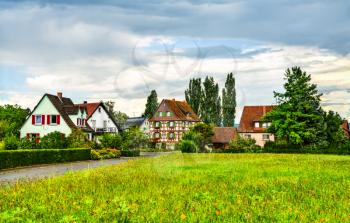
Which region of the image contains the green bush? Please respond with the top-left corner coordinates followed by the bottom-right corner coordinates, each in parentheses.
top-left (4, 135), bottom-right (19, 150)
top-left (91, 150), bottom-right (102, 160)
top-left (18, 138), bottom-right (39, 150)
top-left (0, 148), bottom-right (91, 170)
top-left (121, 127), bottom-right (148, 150)
top-left (0, 141), bottom-right (5, 150)
top-left (40, 131), bottom-right (68, 149)
top-left (228, 136), bottom-right (261, 153)
top-left (178, 140), bottom-right (198, 153)
top-left (121, 149), bottom-right (140, 157)
top-left (67, 129), bottom-right (89, 148)
top-left (89, 140), bottom-right (102, 150)
top-left (100, 134), bottom-right (122, 149)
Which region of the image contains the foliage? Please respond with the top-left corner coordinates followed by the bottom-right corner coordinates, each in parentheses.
top-left (40, 131), bottom-right (68, 149)
top-left (177, 140), bottom-right (198, 153)
top-left (0, 104), bottom-right (30, 139)
top-left (185, 78), bottom-right (202, 115)
top-left (91, 149), bottom-right (121, 160)
top-left (222, 73), bottom-right (236, 127)
top-left (3, 135), bottom-right (19, 150)
top-left (0, 148), bottom-right (91, 170)
top-left (0, 141), bottom-right (4, 150)
top-left (228, 136), bottom-right (261, 153)
top-left (264, 67), bottom-right (325, 145)
top-left (121, 149), bottom-right (140, 157)
top-left (121, 127), bottom-right (148, 150)
top-left (323, 110), bottom-right (346, 145)
top-left (67, 129), bottom-right (89, 148)
top-left (200, 76), bottom-right (221, 126)
top-left (1, 153), bottom-right (350, 222)
top-left (88, 140), bottom-right (102, 150)
top-left (104, 101), bottom-right (129, 126)
top-left (18, 138), bottom-right (39, 150)
top-left (144, 90), bottom-right (159, 119)
top-left (99, 134), bottom-right (122, 149)
top-left (91, 150), bottom-right (102, 160)
top-left (181, 123), bottom-right (214, 152)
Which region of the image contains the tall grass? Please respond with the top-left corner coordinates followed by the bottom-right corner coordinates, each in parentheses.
top-left (1, 153), bottom-right (350, 222)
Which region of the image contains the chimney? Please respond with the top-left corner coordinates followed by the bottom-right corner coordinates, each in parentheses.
top-left (172, 98), bottom-right (175, 101)
top-left (84, 101), bottom-right (87, 104)
top-left (57, 92), bottom-right (63, 100)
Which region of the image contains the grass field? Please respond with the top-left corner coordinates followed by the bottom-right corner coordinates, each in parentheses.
top-left (1, 153), bottom-right (350, 222)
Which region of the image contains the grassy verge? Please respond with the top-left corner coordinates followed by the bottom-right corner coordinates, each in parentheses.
top-left (1, 153), bottom-right (350, 222)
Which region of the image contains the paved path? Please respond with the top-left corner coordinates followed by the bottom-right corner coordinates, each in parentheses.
top-left (0, 152), bottom-right (174, 184)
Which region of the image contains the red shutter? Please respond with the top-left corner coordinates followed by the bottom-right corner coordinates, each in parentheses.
top-left (57, 115), bottom-right (60, 125)
top-left (36, 133), bottom-right (40, 144)
top-left (32, 115), bottom-right (35, 125)
top-left (42, 115), bottom-right (45, 125)
top-left (47, 115), bottom-right (51, 125)
top-left (26, 133), bottom-right (30, 140)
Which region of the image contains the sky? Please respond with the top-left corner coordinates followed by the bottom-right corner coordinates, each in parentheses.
top-left (0, 0), bottom-right (350, 122)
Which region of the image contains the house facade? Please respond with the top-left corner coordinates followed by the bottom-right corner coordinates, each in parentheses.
top-left (238, 105), bottom-right (275, 147)
top-left (76, 102), bottom-right (120, 134)
top-left (20, 93), bottom-right (93, 141)
top-left (149, 99), bottom-right (200, 145)
top-left (122, 117), bottom-right (150, 135)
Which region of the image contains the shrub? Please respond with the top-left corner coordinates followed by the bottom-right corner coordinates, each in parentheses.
top-left (91, 150), bottom-right (102, 160)
top-left (18, 138), bottom-right (39, 150)
top-left (121, 127), bottom-right (148, 150)
top-left (40, 131), bottom-right (68, 149)
top-left (89, 140), bottom-right (102, 150)
top-left (121, 149), bottom-right (140, 157)
top-left (0, 141), bottom-right (4, 150)
top-left (178, 140), bottom-right (198, 153)
top-left (0, 148), bottom-right (91, 170)
top-left (4, 135), bottom-right (19, 150)
top-left (67, 129), bottom-right (89, 148)
top-left (228, 136), bottom-right (261, 153)
top-left (100, 134), bottom-right (122, 149)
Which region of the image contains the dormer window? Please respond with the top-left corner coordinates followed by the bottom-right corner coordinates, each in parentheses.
top-left (254, 122), bottom-right (260, 128)
top-left (167, 111), bottom-right (171, 117)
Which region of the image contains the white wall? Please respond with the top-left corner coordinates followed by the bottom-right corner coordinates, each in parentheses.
top-left (239, 133), bottom-right (275, 147)
top-left (87, 106), bottom-right (118, 133)
top-left (20, 96), bottom-right (72, 138)
top-left (69, 108), bottom-right (88, 127)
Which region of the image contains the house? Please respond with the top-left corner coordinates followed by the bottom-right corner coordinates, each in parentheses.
top-left (75, 101), bottom-right (120, 135)
top-left (342, 120), bottom-right (350, 139)
top-left (20, 92), bottom-right (94, 141)
top-left (211, 127), bottom-right (238, 149)
top-left (149, 99), bottom-right (200, 147)
top-left (238, 105), bottom-right (276, 147)
top-left (122, 117), bottom-right (150, 135)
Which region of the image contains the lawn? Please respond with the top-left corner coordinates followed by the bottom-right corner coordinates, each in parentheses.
top-left (1, 153), bottom-right (350, 222)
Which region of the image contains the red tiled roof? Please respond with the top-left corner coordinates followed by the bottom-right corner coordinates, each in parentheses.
top-left (211, 127), bottom-right (237, 143)
top-left (75, 102), bottom-right (101, 118)
top-left (149, 99), bottom-right (201, 122)
top-left (238, 105), bottom-right (275, 133)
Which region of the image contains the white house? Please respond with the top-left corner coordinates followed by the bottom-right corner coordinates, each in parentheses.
top-left (20, 93), bottom-right (94, 141)
top-left (76, 101), bottom-right (120, 135)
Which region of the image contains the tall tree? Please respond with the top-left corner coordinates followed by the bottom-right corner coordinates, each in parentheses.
top-left (0, 104), bottom-right (30, 139)
top-left (185, 78), bottom-right (202, 115)
top-left (264, 67), bottom-right (325, 145)
top-left (222, 73), bottom-right (236, 127)
top-left (200, 76), bottom-right (221, 126)
top-left (144, 90), bottom-right (159, 119)
top-left (104, 101), bottom-right (128, 126)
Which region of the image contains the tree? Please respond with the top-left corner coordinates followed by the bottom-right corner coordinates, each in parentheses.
top-left (264, 67), bottom-right (325, 145)
top-left (182, 123), bottom-right (214, 152)
top-left (104, 101), bottom-right (128, 126)
top-left (185, 78), bottom-right (202, 115)
top-left (144, 90), bottom-right (159, 119)
top-left (323, 111), bottom-right (346, 145)
top-left (200, 76), bottom-right (221, 126)
top-left (222, 73), bottom-right (236, 127)
top-left (0, 104), bottom-right (30, 139)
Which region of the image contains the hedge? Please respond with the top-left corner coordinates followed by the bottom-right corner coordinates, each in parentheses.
top-left (121, 149), bottom-right (140, 157)
top-left (0, 148), bottom-right (91, 170)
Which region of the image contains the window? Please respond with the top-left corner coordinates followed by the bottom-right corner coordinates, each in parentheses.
top-left (263, 134), bottom-right (270, 140)
top-left (254, 122), bottom-right (260, 128)
top-left (262, 122), bottom-right (268, 128)
top-left (77, 118), bottom-right (81, 126)
top-left (98, 107), bottom-right (101, 113)
top-left (103, 120), bottom-right (107, 129)
top-left (91, 120), bottom-right (96, 129)
top-left (155, 122), bottom-right (161, 128)
top-left (167, 111), bottom-right (172, 117)
top-left (162, 133), bottom-right (166, 139)
top-left (169, 132), bottom-right (175, 139)
top-left (35, 115), bottom-right (42, 125)
top-left (154, 132), bottom-right (160, 138)
top-left (245, 134), bottom-right (251, 139)
top-left (51, 115), bottom-right (57, 124)
top-left (169, 121), bottom-right (174, 127)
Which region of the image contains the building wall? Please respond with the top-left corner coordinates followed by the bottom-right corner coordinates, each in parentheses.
top-left (20, 96), bottom-right (72, 138)
top-left (239, 132), bottom-right (275, 147)
top-left (149, 121), bottom-right (197, 143)
top-left (69, 109), bottom-right (88, 127)
top-left (87, 106), bottom-right (118, 133)
top-left (140, 119), bottom-right (150, 135)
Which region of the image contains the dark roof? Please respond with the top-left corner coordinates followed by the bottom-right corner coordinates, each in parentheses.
top-left (238, 105), bottom-right (275, 133)
top-left (123, 117), bottom-right (146, 129)
top-left (149, 99), bottom-right (200, 122)
top-left (211, 127), bottom-right (237, 144)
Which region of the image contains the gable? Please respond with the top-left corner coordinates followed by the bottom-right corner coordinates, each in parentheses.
top-left (239, 105), bottom-right (275, 132)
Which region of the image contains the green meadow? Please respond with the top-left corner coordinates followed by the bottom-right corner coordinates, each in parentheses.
top-left (1, 153), bottom-right (350, 222)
